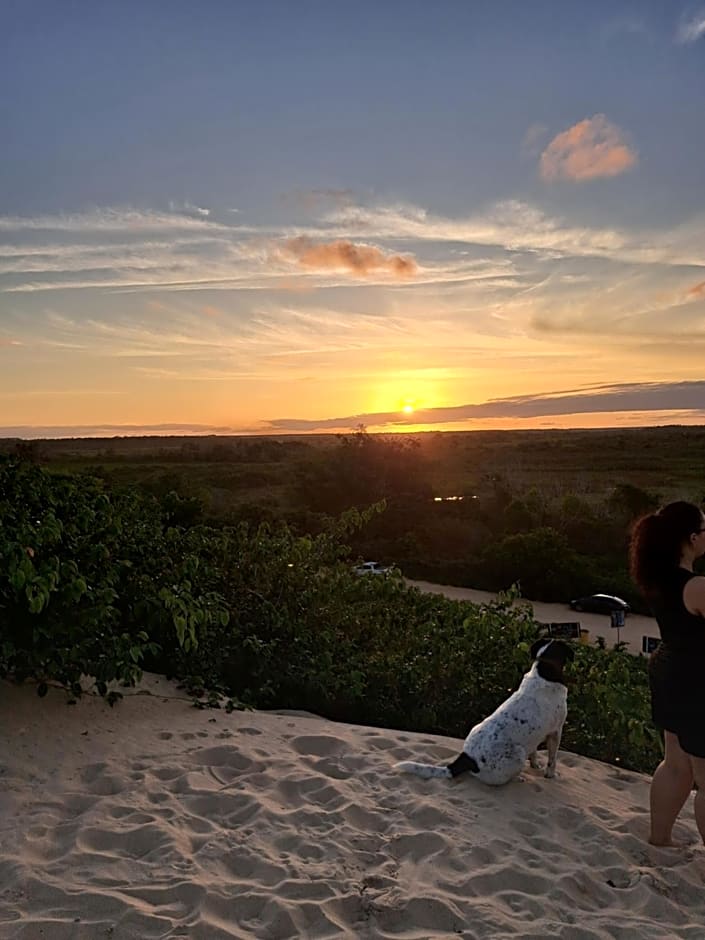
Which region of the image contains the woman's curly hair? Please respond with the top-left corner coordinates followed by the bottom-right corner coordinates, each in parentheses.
top-left (629, 500), bottom-right (703, 597)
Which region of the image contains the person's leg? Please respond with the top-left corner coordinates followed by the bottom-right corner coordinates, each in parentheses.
top-left (690, 757), bottom-right (705, 845)
top-left (649, 731), bottom-right (694, 846)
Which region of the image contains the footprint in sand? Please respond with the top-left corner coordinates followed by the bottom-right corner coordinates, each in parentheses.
top-left (309, 756), bottom-right (351, 780)
top-left (152, 763), bottom-right (187, 782)
top-left (389, 831), bottom-right (447, 862)
top-left (189, 746), bottom-right (252, 771)
top-left (290, 734), bottom-right (348, 757)
top-left (81, 763), bottom-right (126, 796)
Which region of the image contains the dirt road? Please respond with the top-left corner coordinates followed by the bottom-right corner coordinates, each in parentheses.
top-left (406, 579), bottom-right (659, 656)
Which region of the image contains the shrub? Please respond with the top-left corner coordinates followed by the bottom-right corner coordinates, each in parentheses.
top-left (0, 458), bottom-right (228, 697)
top-left (0, 457), bottom-right (662, 774)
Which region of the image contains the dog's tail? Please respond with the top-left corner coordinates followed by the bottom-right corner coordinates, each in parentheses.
top-left (395, 752), bottom-right (479, 780)
top-left (394, 760), bottom-right (452, 779)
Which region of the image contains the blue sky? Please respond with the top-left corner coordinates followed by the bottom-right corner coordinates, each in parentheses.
top-left (2, 0), bottom-right (705, 436)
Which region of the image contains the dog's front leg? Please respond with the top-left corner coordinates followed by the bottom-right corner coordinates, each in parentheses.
top-left (543, 727), bottom-right (562, 778)
top-left (528, 751), bottom-right (541, 770)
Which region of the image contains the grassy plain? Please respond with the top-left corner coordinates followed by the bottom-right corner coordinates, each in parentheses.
top-left (4, 425), bottom-right (705, 511)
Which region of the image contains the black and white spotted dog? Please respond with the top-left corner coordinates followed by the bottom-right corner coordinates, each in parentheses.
top-left (395, 638), bottom-right (574, 786)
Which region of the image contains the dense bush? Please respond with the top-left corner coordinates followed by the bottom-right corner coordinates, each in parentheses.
top-left (0, 459), bottom-right (228, 697)
top-left (565, 642), bottom-right (660, 770)
top-left (0, 456), bottom-right (661, 774)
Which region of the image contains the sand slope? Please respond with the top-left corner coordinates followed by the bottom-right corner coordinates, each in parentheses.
top-left (2, 675), bottom-right (704, 939)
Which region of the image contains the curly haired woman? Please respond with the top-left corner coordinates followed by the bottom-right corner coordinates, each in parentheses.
top-left (629, 500), bottom-right (705, 846)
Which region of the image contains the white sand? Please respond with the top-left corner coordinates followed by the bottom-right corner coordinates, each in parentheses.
top-left (2, 674), bottom-right (704, 940)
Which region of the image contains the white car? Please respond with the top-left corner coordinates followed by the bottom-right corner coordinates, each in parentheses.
top-left (353, 561), bottom-right (390, 576)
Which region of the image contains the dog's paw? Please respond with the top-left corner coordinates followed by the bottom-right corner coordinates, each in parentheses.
top-left (544, 766), bottom-right (557, 779)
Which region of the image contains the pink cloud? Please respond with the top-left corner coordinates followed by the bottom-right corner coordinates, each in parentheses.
top-left (540, 114), bottom-right (637, 182)
top-left (687, 280), bottom-right (705, 300)
top-left (278, 236), bottom-right (417, 278)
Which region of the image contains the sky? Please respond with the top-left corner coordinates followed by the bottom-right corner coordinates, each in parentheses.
top-left (2, 0), bottom-right (705, 438)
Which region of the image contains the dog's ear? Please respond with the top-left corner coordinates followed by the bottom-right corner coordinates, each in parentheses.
top-left (530, 638), bottom-right (576, 663)
top-left (550, 640), bottom-right (576, 664)
top-left (530, 638), bottom-right (550, 660)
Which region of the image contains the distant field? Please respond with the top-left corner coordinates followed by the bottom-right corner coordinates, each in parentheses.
top-left (3, 426), bottom-right (704, 509)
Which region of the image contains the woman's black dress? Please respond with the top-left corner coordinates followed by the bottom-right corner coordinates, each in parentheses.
top-left (649, 567), bottom-right (705, 757)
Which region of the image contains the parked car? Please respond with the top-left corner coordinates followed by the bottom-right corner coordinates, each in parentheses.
top-left (569, 593), bottom-right (630, 615)
top-left (353, 561), bottom-right (391, 576)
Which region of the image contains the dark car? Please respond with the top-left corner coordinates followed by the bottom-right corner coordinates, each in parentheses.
top-left (569, 593), bottom-right (630, 615)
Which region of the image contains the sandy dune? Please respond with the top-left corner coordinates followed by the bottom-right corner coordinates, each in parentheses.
top-left (2, 673), bottom-right (704, 939)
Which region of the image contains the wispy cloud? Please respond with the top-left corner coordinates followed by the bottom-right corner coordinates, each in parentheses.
top-left (168, 201), bottom-right (211, 218)
top-left (276, 236), bottom-right (418, 278)
top-left (0, 207), bottom-right (231, 234)
top-left (323, 201), bottom-right (630, 259)
top-left (2, 198), bottom-right (705, 310)
top-left (539, 114), bottom-right (638, 182)
top-left (0, 423), bottom-right (237, 439)
top-left (5, 382), bottom-right (705, 438)
top-left (676, 9), bottom-right (705, 43)
top-left (0, 204), bottom-right (510, 293)
top-left (686, 280), bottom-right (705, 299)
top-left (321, 200), bottom-right (705, 270)
top-left (266, 381), bottom-right (705, 431)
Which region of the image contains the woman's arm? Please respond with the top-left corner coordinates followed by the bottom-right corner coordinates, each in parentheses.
top-left (684, 575), bottom-right (705, 617)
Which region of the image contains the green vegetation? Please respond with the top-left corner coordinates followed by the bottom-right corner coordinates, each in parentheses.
top-left (0, 451), bottom-right (671, 774)
top-left (8, 425), bottom-right (703, 615)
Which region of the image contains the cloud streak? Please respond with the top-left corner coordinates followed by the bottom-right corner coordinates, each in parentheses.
top-left (539, 115), bottom-right (638, 182)
top-left (0, 423), bottom-right (236, 439)
top-left (687, 280), bottom-right (705, 300)
top-left (0, 207), bottom-right (231, 234)
top-left (676, 10), bottom-right (705, 43)
top-left (266, 381), bottom-right (705, 431)
top-left (3, 197), bottom-right (705, 299)
top-left (5, 381), bottom-right (705, 438)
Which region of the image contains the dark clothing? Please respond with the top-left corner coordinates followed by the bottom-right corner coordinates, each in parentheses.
top-left (649, 567), bottom-right (705, 757)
